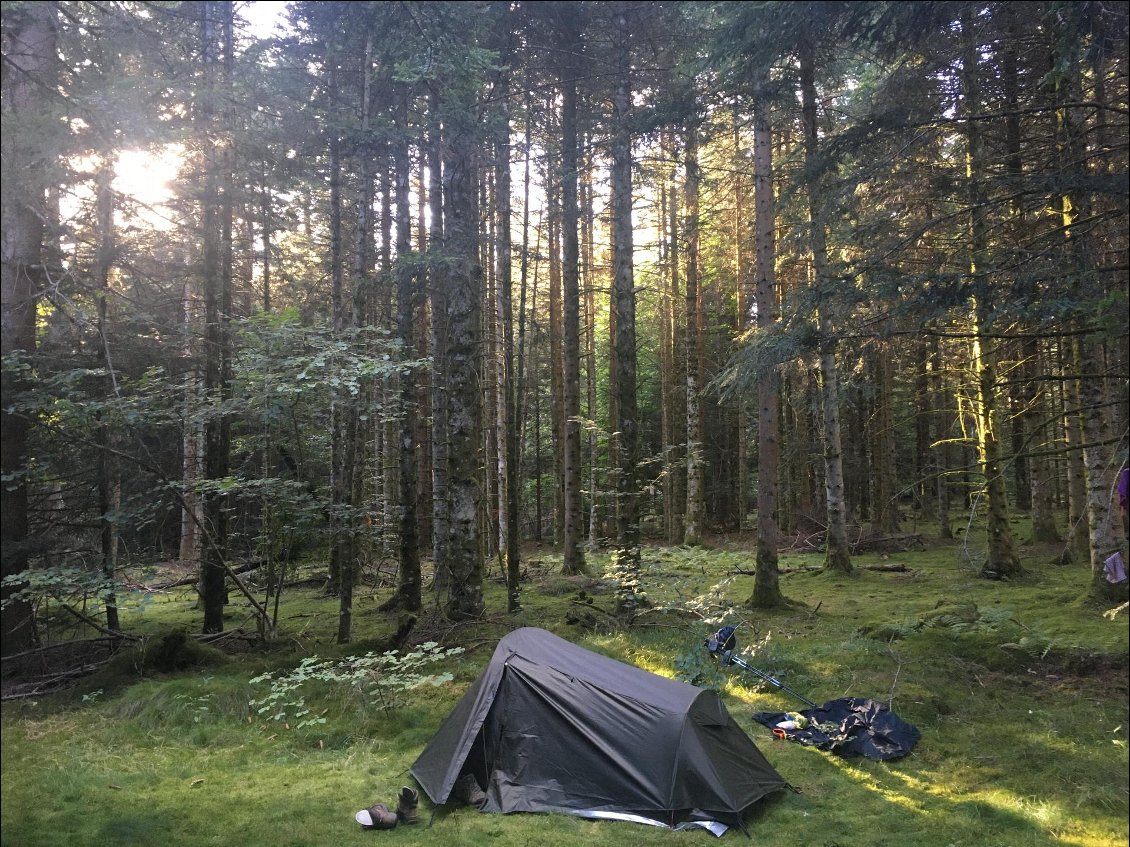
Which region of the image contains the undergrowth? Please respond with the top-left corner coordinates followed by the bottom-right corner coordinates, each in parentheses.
top-left (2, 535), bottom-right (1127, 847)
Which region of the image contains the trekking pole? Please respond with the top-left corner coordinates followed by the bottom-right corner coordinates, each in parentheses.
top-left (705, 626), bottom-right (819, 710)
top-left (722, 652), bottom-right (819, 710)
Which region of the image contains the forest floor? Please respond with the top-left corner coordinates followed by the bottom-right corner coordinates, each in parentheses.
top-left (2, 526), bottom-right (1128, 847)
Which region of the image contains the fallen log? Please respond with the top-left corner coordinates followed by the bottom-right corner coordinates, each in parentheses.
top-left (149, 559), bottom-right (266, 590)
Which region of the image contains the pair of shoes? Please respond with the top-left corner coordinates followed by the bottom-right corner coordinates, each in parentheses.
top-left (355, 787), bottom-right (420, 830)
top-left (355, 803), bottom-right (398, 830)
top-left (453, 773), bottom-right (487, 808)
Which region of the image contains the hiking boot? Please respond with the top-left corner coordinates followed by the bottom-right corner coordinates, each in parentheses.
top-left (453, 773), bottom-right (487, 808)
top-left (356, 802), bottom-right (398, 830)
top-left (395, 786), bottom-right (420, 824)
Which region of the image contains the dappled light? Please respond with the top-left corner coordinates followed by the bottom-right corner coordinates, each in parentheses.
top-left (1, 1), bottom-right (1126, 845)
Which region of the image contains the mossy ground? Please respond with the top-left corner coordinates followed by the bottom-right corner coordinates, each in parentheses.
top-left (2, 529), bottom-right (1127, 847)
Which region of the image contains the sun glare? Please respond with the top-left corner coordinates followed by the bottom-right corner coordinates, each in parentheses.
top-left (113, 145), bottom-right (184, 230)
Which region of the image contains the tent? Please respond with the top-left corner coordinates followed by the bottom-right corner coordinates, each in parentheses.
top-left (411, 627), bottom-right (786, 833)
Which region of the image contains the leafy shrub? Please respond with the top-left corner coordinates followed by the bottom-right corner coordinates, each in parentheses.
top-left (248, 641), bottom-right (464, 727)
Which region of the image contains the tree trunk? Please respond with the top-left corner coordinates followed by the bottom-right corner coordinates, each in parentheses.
top-left (260, 177), bottom-right (272, 312)
top-left (870, 342), bottom-right (900, 534)
top-left (559, 11), bottom-right (586, 575)
top-left (930, 334), bottom-right (954, 540)
top-left (0, 0), bottom-right (56, 655)
top-left (385, 86), bottom-right (421, 614)
top-left (415, 164), bottom-right (433, 557)
top-left (747, 75), bottom-right (786, 609)
top-left (1025, 339), bottom-right (1061, 542)
top-left (547, 156), bottom-right (565, 548)
top-left (200, 0), bottom-right (236, 633)
top-left (495, 71), bottom-right (522, 613)
top-left (610, 5), bottom-right (642, 613)
top-left (799, 45), bottom-right (852, 575)
top-left (583, 151), bottom-right (603, 550)
top-left (734, 116), bottom-right (750, 530)
top-left (1062, 345), bottom-right (1090, 561)
top-left (428, 88), bottom-right (451, 591)
top-left (657, 157), bottom-right (675, 541)
top-left (442, 72), bottom-right (485, 621)
top-left (327, 57), bottom-right (349, 609)
top-left (95, 160), bottom-right (121, 632)
top-left (683, 124), bottom-right (705, 547)
top-left (482, 173), bottom-right (499, 565)
top-left (180, 288), bottom-right (204, 563)
top-left (667, 134), bottom-right (686, 544)
top-left (962, 13), bottom-right (1021, 580)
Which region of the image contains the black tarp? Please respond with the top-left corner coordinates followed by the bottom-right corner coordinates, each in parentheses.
top-left (752, 697), bottom-right (921, 760)
top-left (411, 627), bottom-right (786, 831)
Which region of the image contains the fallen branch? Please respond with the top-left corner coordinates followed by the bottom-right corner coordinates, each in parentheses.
top-left (1, 660), bottom-right (114, 701)
top-left (731, 563), bottom-right (910, 576)
top-left (60, 604), bottom-right (142, 641)
top-left (195, 627), bottom-right (253, 645)
top-left (149, 559), bottom-right (266, 590)
top-left (1, 636), bottom-right (125, 663)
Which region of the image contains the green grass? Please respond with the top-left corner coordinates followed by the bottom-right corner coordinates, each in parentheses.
top-left (2, 536), bottom-right (1127, 847)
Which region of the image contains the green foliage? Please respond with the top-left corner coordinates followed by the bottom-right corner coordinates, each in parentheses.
top-left (602, 547), bottom-right (646, 615)
top-left (4, 542), bottom-right (1129, 847)
top-left (858, 602), bottom-right (1095, 673)
top-left (248, 642), bottom-right (464, 725)
top-left (0, 564), bottom-right (115, 610)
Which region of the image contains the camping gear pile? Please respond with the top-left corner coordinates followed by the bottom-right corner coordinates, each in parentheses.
top-left (410, 627), bottom-right (787, 835)
top-left (706, 626), bottom-right (921, 761)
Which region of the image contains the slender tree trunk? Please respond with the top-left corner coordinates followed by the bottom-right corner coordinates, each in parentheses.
top-left (962, 14), bottom-right (1021, 579)
top-left (327, 59), bottom-right (350, 609)
top-left (0, 0), bottom-right (56, 654)
top-left (495, 71), bottom-right (522, 612)
top-left (95, 160), bottom-right (121, 632)
top-left (1062, 344), bottom-right (1090, 560)
top-left (799, 45), bottom-right (852, 574)
top-left (914, 341), bottom-right (932, 519)
top-left (683, 124), bottom-right (705, 547)
top-left (532, 241), bottom-right (545, 543)
top-left (734, 117), bottom-right (750, 530)
top-left (547, 157), bottom-right (565, 548)
top-left (668, 134), bottom-right (686, 544)
top-left (930, 334), bottom-right (954, 540)
top-left (415, 165), bottom-right (433, 556)
top-left (1076, 337), bottom-right (1124, 600)
top-left (658, 174), bottom-right (675, 541)
top-left (426, 89), bottom-right (452, 596)
top-left (560, 14), bottom-right (586, 574)
top-left (180, 286), bottom-right (204, 563)
top-left (260, 177), bottom-right (272, 312)
top-left (482, 173), bottom-right (499, 564)
top-left (748, 77), bottom-right (786, 608)
top-left (383, 86), bottom-right (421, 614)
top-left (610, 4), bottom-right (642, 612)
top-left (583, 152), bottom-right (602, 550)
top-left (870, 342), bottom-right (900, 534)
top-left (514, 85), bottom-right (533, 552)
top-left (200, 0), bottom-right (235, 633)
top-left (1025, 339), bottom-right (1061, 542)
